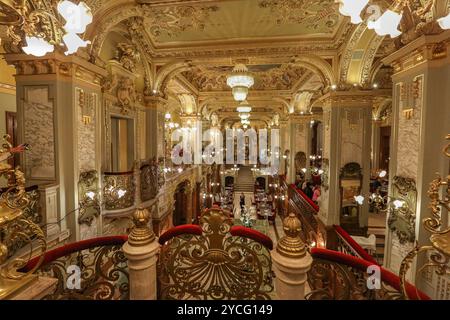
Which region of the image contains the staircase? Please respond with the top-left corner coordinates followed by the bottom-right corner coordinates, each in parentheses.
top-left (234, 166), bottom-right (255, 192)
top-left (368, 226), bottom-right (386, 265)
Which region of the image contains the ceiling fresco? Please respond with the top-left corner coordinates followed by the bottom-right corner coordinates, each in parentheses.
top-left (182, 64), bottom-right (309, 91)
top-left (140, 0), bottom-right (343, 45)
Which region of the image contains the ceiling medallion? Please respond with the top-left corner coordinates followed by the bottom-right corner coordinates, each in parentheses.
top-left (337, 0), bottom-right (450, 38)
top-left (0, 0), bottom-right (92, 56)
top-left (226, 64), bottom-right (254, 102)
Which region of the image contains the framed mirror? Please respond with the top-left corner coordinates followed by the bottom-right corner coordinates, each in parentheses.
top-left (339, 163), bottom-right (362, 227)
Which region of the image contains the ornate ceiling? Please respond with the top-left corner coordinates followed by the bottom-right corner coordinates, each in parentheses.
top-left (182, 64), bottom-right (310, 92)
top-left (136, 0), bottom-right (344, 47)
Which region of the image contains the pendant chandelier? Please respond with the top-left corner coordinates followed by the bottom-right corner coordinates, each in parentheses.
top-left (337, 0), bottom-right (450, 38)
top-left (0, 0), bottom-right (93, 56)
top-left (236, 100), bottom-right (252, 113)
top-left (227, 64), bottom-right (254, 102)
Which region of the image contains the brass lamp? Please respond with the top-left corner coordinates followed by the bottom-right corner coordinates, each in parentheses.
top-left (0, 135), bottom-right (46, 299)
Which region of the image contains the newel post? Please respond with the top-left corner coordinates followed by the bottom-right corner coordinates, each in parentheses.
top-left (271, 213), bottom-right (313, 300)
top-left (122, 207), bottom-right (160, 300)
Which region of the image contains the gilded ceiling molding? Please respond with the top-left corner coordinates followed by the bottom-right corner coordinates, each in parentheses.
top-left (359, 34), bottom-right (385, 85)
top-left (339, 23), bottom-right (367, 84)
top-left (87, 3), bottom-right (143, 62)
top-left (140, 4), bottom-right (219, 39)
top-left (258, 0), bottom-right (340, 32)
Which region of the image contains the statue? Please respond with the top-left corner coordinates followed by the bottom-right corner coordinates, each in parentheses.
top-left (115, 43), bottom-right (139, 73)
top-left (117, 77), bottom-right (136, 112)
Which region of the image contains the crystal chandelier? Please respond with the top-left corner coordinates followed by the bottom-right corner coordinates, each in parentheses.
top-left (0, 0), bottom-right (93, 56)
top-left (336, 0), bottom-right (450, 38)
top-left (227, 64), bottom-right (254, 102)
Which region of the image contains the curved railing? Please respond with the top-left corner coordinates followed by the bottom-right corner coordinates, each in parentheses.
top-left (157, 207), bottom-right (274, 300)
top-left (333, 225), bottom-right (378, 265)
top-left (307, 248), bottom-right (430, 300)
top-left (290, 184), bottom-right (319, 213)
top-left (21, 236), bottom-right (129, 300)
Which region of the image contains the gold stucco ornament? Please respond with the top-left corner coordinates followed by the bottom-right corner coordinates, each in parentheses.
top-left (0, 135), bottom-right (47, 299)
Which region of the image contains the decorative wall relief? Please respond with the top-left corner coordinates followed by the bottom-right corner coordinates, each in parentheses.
top-left (341, 109), bottom-right (363, 166)
top-left (23, 86), bottom-right (56, 180)
top-left (396, 77), bottom-right (423, 180)
top-left (78, 170), bottom-right (101, 227)
top-left (114, 43), bottom-right (140, 73)
top-left (140, 157), bottom-right (165, 202)
top-left (77, 88), bottom-right (97, 173)
top-left (387, 176), bottom-right (417, 244)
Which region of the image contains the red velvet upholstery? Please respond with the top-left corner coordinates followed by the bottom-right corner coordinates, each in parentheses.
top-left (230, 226), bottom-right (273, 250)
top-left (311, 248), bottom-right (430, 300)
top-left (158, 224), bottom-right (203, 245)
top-left (291, 184), bottom-right (320, 212)
top-left (333, 224), bottom-right (379, 265)
top-left (20, 236), bottom-right (128, 273)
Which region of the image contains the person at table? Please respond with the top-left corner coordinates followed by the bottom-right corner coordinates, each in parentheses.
top-left (312, 185), bottom-right (321, 204)
top-left (303, 182), bottom-right (314, 200)
top-left (240, 193), bottom-right (246, 208)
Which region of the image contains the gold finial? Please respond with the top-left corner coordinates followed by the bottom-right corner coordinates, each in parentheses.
top-left (276, 213), bottom-right (307, 258)
top-left (128, 207), bottom-right (155, 245)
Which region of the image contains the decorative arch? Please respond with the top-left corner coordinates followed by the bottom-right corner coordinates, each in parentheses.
top-left (153, 60), bottom-right (193, 95)
top-left (291, 55), bottom-right (336, 86)
top-left (339, 24), bottom-right (385, 85)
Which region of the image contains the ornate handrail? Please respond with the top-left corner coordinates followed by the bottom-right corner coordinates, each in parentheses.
top-left (307, 248), bottom-right (430, 300)
top-left (157, 207), bottom-right (274, 300)
top-left (290, 184), bottom-right (319, 212)
top-left (288, 184), bottom-right (323, 246)
top-left (333, 225), bottom-right (378, 265)
top-left (21, 236), bottom-right (129, 300)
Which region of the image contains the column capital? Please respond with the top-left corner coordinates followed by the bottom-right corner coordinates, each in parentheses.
top-left (143, 96), bottom-right (168, 110)
top-left (4, 52), bottom-right (107, 87)
top-left (317, 90), bottom-right (391, 109)
top-left (382, 30), bottom-right (450, 77)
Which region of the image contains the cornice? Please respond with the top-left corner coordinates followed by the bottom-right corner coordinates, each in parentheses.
top-left (315, 89), bottom-right (391, 108)
top-left (382, 31), bottom-right (450, 76)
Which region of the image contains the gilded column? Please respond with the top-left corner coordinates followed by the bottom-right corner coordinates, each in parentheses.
top-left (381, 32), bottom-right (450, 293)
top-left (184, 184), bottom-right (193, 224)
top-left (5, 52), bottom-right (106, 242)
top-left (318, 91), bottom-right (381, 234)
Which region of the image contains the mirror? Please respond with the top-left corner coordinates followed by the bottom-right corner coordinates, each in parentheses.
top-left (339, 163), bottom-right (362, 226)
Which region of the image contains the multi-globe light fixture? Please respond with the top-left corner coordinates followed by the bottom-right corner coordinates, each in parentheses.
top-left (0, 0), bottom-right (93, 57)
top-left (337, 0), bottom-right (450, 38)
top-left (227, 64), bottom-right (255, 129)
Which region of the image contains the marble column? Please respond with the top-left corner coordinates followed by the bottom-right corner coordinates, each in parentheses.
top-left (5, 53), bottom-right (106, 242)
top-left (318, 91), bottom-right (382, 233)
top-left (382, 32), bottom-right (450, 295)
top-left (279, 119), bottom-right (289, 176)
top-left (288, 115), bottom-right (312, 184)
